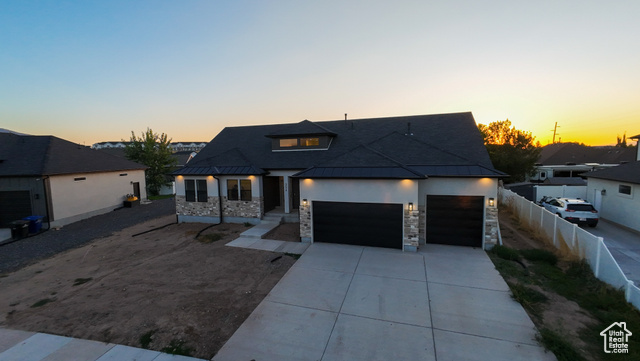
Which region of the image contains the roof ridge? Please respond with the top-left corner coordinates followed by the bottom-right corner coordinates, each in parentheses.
top-left (370, 131), bottom-right (475, 164)
top-left (357, 144), bottom-right (425, 178)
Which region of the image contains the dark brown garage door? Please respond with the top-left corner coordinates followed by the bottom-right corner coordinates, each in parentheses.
top-left (0, 191), bottom-right (32, 228)
top-left (426, 195), bottom-right (484, 247)
top-left (313, 201), bottom-right (403, 249)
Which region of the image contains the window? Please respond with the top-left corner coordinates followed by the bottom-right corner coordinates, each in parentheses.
top-left (227, 179), bottom-right (252, 201)
top-left (539, 171), bottom-right (546, 178)
top-left (227, 180), bottom-right (239, 200)
top-left (185, 179), bottom-right (208, 202)
top-left (74, 177), bottom-right (86, 182)
top-left (279, 139), bottom-right (298, 147)
top-left (300, 137), bottom-right (319, 146)
top-left (619, 184), bottom-right (632, 195)
top-left (240, 179), bottom-right (252, 201)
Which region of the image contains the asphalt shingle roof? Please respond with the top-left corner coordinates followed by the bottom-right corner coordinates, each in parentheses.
top-left (0, 133), bottom-right (146, 177)
top-left (181, 112), bottom-right (501, 178)
top-left (584, 161), bottom-right (640, 184)
top-left (538, 143), bottom-right (636, 165)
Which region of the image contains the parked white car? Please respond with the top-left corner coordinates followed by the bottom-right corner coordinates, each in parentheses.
top-left (540, 197), bottom-right (599, 227)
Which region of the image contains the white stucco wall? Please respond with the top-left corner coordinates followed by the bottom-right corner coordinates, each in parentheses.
top-left (48, 170), bottom-right (146, 227)
top-left (175, 175), bottom-right (219, 197)
top-left (418, 178), bottom-right (498, 207)
top-left (299, 178), bottom-right (418, 205)
top-left (587, 178), bottom-right (640, 232)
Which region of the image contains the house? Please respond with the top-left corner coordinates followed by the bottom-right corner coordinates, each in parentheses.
top-left (585, 161), bottom-right (640, 232)
top-left (92, 141), bottom-right (208, 153)
top-left (529, 143), bottom-right (636, 182)
top-left (173, 112), bottom-right (505, 252)
top-left (0, 133), bottom-right (147, 229)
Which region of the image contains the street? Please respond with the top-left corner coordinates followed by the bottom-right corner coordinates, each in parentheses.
top-left (588, 220), bottom-right (640, 286)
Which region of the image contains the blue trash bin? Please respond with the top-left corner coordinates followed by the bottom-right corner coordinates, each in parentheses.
top-left (23, 216), bottom-right (44, 233)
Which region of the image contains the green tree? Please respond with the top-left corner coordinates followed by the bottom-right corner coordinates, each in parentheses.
top-left (124, 128), bottom-right (177, 196)
top-left (477, 120), bottom-right (542, 183)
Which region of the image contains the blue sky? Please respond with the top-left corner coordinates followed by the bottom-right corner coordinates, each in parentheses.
top-left (2, 1), bottom-right (639, 146)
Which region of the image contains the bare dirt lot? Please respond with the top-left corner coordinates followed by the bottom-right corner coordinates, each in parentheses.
top-left (0, 216), bottom-right (297, 359)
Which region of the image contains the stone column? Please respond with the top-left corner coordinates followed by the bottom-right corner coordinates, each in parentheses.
top-left (403, 209), bottom-right (419, 252)
top-left (299, 202), bottom-right (312, 242)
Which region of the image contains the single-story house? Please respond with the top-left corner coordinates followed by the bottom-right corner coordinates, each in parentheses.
top-left (585, 160), bottom-right (640, 232)
top-left (528, 142), bottom-right (635, 182)
top-left (0, 133), bottom-right (147, 229)
top-left (173, 112), bottom-right (506, 251)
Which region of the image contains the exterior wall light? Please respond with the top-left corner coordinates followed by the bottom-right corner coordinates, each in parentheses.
top-left (488, 198), bottom-right (495, 207)
top-left (601, 189), bottom-right (606, 196)
top-left (408, 202), bottom-right (414, 211)
top-left (303, 199), bottom-right (308, 206)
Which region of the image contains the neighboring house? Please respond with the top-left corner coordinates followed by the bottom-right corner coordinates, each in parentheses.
top-left (0, 133), bottom-right (147, 229)
top-left (529, 143), bottom-right (636, 182)
top-left (173, 112), bottom-right (505, 251)
top-left (96, 148), bottom-right (197, 196)
top-left (92, 141), bottom-right (208, 153)
top-left (585, 160), bottom-right (640, 232)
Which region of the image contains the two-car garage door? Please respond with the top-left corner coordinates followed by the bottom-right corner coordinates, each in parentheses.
top-left (313, 201), bottom-right (403, 249)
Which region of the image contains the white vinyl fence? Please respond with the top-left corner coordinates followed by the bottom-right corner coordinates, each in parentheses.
top-left (499, 188), bottom-right (640, 310)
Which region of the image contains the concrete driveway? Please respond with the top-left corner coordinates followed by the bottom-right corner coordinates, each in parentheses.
top-left (587, 219), bottom-right (640, 285)
top-left (213, 243), bottom-right (555, 361)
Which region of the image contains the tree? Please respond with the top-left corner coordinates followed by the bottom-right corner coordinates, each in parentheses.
top-left (477, 120), bottom-right (542, 183)
top-left (124, 128), bottom-right (177, 196)
top-left (616, 133), bottom-right (628, 148)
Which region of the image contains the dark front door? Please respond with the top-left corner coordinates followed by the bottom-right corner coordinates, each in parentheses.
top-left (426, 195), bottom-right (484, 247)
top-left (263, 176), bottom-right (280, 212)
top-left (313, 201), bottom-right (402, 249)
top-left (0, 191), bottom-right (32, 228)
top-left (291, 178), bottom-right (300, 209)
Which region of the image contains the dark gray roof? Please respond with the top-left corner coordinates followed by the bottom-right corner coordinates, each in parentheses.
top-left (542, 177), bottom-right (587, 185)
top-left (265, 119), bottom-right (337, 138)
top-left (538, 143), bottom-right (636, 165)
top-left (0, 133), bottom-right (146, 177)
top-left (174, 166), bottom-right (266, 176)
top-left (584, 161), bottom-right (640, 184)
top-left (409, 165), bottom-right (506, 177)
top-left (293, 167), bottom-right (424, 179)
top-left (182, 112), bottom-right (501, 178)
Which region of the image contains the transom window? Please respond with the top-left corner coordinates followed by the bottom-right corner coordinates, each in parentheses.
top-left (185, 179), bottom-right (207, 202)
top-left (279, 139), bottom-right (298, 147)
top-left (273, 136), bottom-right (328, 151)
top-left (227, 179), bottom-right (252, 201)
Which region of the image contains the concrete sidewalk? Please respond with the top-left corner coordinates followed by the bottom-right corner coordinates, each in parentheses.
top-left (0, 329), bottom-right (206, 361)
top-left (213, 243), bottom-right (556, 361)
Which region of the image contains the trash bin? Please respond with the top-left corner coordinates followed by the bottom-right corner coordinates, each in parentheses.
top-left (10, 220), bottom-right (30, 240)
top-left (23, 215), bottom-right (44, 233)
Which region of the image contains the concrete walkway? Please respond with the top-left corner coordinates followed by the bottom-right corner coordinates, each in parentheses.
top-left (225, 214), bottom-right (309, 255)
top-left (213, 243), bottom-right (556, 361)
top-left (0, 328), bottom-right (206, 361)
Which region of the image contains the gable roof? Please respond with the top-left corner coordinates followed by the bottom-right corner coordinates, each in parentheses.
top-left (584, 161), bottom-right (640, 184)
top-left (178, 112), bottom-right (503, 178)
top-left (538, 143), bottom-right (636, 165)
top-left (0, 133), bottom-right (146, 177)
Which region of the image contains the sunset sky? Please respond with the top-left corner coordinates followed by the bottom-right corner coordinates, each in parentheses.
top-left (2, 1), bottom-right (639, 147)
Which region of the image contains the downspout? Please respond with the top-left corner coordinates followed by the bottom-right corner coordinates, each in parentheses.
top-left (213, 175), bottom-right (223, 224)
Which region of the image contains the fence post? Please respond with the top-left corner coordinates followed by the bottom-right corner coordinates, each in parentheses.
top-left (553, 215), bottom-right (557, 247)
top-left (529, 201), bottom-right (533, 227)
top-left (627, 280), bottom-right (635, 302)
top-left (540, 205), bottom-right (544, 227)
top-left (594, 237), bottom-right (603, 277)
top-left (572, 224), bottom-right (577, 248)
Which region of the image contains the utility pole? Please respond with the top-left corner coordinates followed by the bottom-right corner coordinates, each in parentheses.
top-left (551, 122), bottom-right (560, 143)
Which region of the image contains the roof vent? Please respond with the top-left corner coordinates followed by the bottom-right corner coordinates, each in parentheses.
top-left (405, 122), bottom-right (413, 136)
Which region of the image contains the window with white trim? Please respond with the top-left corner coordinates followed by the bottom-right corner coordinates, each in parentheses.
top-left (619, 184), bottom-right (632, 196)
top-left (185, 179), bottom-right (208, 202)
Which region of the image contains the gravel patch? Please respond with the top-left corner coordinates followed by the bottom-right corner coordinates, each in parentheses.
top-left (0, 198), bottom-right (176, 274)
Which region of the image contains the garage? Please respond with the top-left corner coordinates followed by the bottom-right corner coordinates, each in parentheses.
top-left (312, 201), bottom-right (403, 249)
top-left (426, 195), bottom-right (484, 247)
top-left (0, 191), bottom-right (32, 228)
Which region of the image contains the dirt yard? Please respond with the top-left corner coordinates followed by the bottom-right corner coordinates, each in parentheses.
top-left (497, 207), bottom-right (600, 360)
top-left (0, 216), bottom-right (297, 359)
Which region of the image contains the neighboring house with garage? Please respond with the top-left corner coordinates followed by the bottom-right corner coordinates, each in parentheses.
top-left (173, 112), bottom-right (506, 251)
top-left (585, 161), bottom-right (640, 233)
top-left (0, 133), bottom-right (147, 229)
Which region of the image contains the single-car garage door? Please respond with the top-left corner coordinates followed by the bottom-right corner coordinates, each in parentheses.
top-left (426, 195), bottom-right (484, 247)
top-left (0, 191), bottom-right (33, 228)
top-left (313, 201), bottom-right (403, 249)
